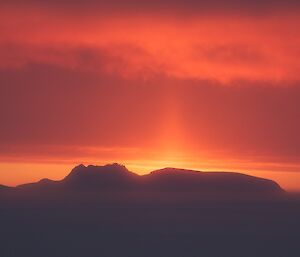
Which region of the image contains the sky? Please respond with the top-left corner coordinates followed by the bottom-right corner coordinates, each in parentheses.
top-left (1, 0), bottom-right (300, 190)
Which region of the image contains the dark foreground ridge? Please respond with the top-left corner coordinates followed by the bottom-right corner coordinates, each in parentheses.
top-left (0, 184), bottom-right (10, 190)
top-left (13, 163), bottom-right (283, 194)
top-left (0, 163), bottom-right (299, 257)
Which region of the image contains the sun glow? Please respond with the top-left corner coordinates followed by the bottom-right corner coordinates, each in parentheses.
top-left (0, 1), bottom-right (300, 192)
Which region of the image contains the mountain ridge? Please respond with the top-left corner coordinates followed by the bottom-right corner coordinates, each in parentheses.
top-left (9, 163), bottom-right (284, 194)
top-left (0, 184), bottom-right (10, 190)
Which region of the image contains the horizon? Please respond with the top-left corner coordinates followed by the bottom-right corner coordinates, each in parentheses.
top-left (1, 1), bottom-right (300, 191)
top-left (1, 162), bottom-right (299, 192)
top-left (1, 2), bottom-right (300, 257)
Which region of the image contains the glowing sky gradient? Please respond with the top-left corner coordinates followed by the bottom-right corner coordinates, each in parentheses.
top-left (1, 0), bottom-right (300, 190)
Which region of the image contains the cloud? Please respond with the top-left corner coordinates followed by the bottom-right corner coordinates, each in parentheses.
top-left (197, 44), bottom-right (267, 66)
top-left (1, 63), bottom-right (300, 161)
top-left (2, 0), bottom-right (300, 16)
top-left (0, 43), bottom-right (163, 79)
top-left (0, 0), bottom-right (300, 187)
top-left (1, 29), bottom-right (299, 83)
top-left (1, 0), bottom-right (299, 83)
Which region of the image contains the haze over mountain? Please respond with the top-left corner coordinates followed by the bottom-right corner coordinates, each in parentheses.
top-left (12, 163), bottom-right (283, 195)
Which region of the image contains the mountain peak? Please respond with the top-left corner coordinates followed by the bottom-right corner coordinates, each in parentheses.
top-left (65, 163), bottom-right (129, 179)
top-left (64, 164), bottom-right (86, 178)
top-left (61, 163), bottom-right (137, 190)
top-left (0, 184), bottom-right (10, 190)
top-left (150, 167), bottom-right (203, 176)
top-left (70, 163), bottom-right (128, 173)
top-left (99, 163), bottom-right (128, 172)
top-left (10, 163), bottom-right (284, 195)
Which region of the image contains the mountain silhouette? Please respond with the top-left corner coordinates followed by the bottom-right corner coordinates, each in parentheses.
top-left (1, 164), bottom-right (299, 257)
top-left (143, 167), bottom-right (283, 193)
top-left (0, 184), bottom-right (10, 190)
top-left (15, 163), bottom-right (283, 194)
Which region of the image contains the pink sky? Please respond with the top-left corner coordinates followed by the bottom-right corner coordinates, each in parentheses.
top-left (0, 0), bottom-right (300, 190)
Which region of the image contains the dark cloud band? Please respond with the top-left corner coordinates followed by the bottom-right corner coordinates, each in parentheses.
top-left (2, 0), bottom-right (300, 16)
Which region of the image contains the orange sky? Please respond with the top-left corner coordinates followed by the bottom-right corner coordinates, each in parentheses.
top-left (0, 0), bottom-right (300, 190)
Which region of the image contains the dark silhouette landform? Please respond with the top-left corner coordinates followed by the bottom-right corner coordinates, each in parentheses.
top-left (0, 184), bottom-right (10, 190)
top-left (1, 163), bottom-right (299, 257)
top-left (11, 163), bottom-right (283, 195)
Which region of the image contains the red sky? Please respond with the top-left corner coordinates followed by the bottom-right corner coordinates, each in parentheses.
top-left (1, 0), bottom-right (300, 190)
